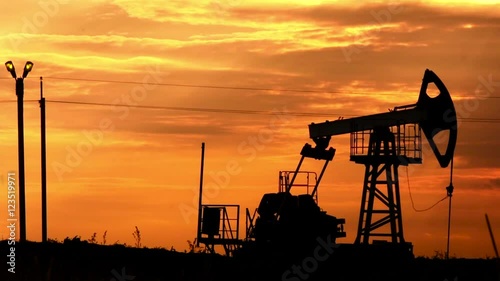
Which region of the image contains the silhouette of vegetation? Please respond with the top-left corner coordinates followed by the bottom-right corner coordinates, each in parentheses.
top-left (0, 238), bottom-right (498, 281)
top-left (102, 230), bottom-right (107, 245)
top-left (88, 232), bottom-right (97, 244)
top-left (87, 231), bottom-right (108, 245)
top-left (47, 238), bottom-right (59, 243)
top-left (187, 238), bottom-right (208, 253)
top-left (132, 226), bottom-right (141, 248)
top-left (64, 235), bottom-right (86, 245)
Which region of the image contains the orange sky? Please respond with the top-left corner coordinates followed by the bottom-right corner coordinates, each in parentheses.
top-left (0, 0), bottom-right (499, 258)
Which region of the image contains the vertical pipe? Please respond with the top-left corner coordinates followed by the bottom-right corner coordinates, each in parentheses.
top-left (446, 157), bottom-right (454, 259)
top-left (446, 195), bottom-right (452, 259)
top-left (196, 142), bottom-right (205, 247)
top-left (16, 78), bottom-right (26, 242)
top-left (40, 77), bottom-right (47, 242)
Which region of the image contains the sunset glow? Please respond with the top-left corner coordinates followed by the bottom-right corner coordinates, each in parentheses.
top-left (0, 0), bottom-right (498, 258)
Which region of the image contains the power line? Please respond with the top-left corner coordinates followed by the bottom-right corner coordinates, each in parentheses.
top-left (44, 76), bottom-right (345, 95)
top-left (46, 99), bottom-right (285, 116)
top-left (0, 100), bottom-right (39, 103)
top-left (44, 99), bottom-right (500, 123)
top-left (43, 76), bottom-right (500, 99)
top-left (405, 166), bottom-right (448, 212)
top-left (0, 98), bottom-right (496, 123)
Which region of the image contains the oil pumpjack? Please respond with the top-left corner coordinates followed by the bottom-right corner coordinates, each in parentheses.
top-left (195, 69), bottom-right (457, 259)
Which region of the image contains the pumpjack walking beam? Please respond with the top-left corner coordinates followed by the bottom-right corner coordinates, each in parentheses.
top-left (308, 69), bottom-right (457, 169)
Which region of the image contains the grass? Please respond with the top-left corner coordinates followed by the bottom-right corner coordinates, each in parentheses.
top-left (0, 228), bottom-right (498, 281)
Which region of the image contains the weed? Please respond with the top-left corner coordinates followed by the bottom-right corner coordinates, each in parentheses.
top-left (64, 235), bottom-right (85, 244)
top-left (47, 238), bottom-right (59, 243)
top-left (187, 238), bottom-right (208, 253)
top-left (113, 240), bottom-right (127, 248)
top-left (89, 232), bottom-right (97, 244)
top-left (432, 250), bottom-right (445, 259)
top-left (132, 226), bottom-right (141, 248)
top-left (102, 230), bottom-right (108, 245)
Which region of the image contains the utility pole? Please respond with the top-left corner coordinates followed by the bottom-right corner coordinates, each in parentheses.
top-left (196, 142), bottom-right (205, 247)
top-left (40, 76), bottom-right (47, 242)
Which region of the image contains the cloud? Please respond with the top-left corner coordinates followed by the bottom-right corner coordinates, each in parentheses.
top-left (0, 0), bottom-right (498, 257)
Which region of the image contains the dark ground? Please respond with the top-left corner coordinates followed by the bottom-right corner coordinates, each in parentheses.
top-left (0, 240), bottom-right (498, 281)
